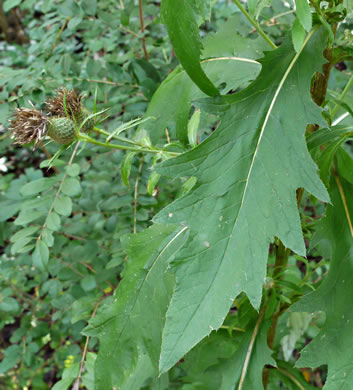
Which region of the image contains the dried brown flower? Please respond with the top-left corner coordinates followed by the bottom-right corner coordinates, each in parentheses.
top-left (46, 88), bottom-right (83, 119)
top-left (9, 102), bottom-right (47, 146)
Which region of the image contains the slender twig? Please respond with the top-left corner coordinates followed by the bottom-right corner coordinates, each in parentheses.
top-left (133, 157), bottom-right (144, 234)
top-left (238, 302), bottom-right (268, 390)
top-left (73, 302), bottom-right (100, 389)
top-left (120, 24), bottom-right (140, 38)
top-left (232, 0), bottom-right (277, 49)
top-left (49, 17), bottom-right (71, 56)
top-left (138, 0), bottom-right (149, 60)
top-left (37, 142), bottom-right (80, 242)
top-left (56, 231), bottom-right (87, 241)
top-left (262, 9), bottom-right (295, 23)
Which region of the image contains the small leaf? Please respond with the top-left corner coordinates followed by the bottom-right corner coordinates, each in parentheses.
top-left (46, 212), bottom-right (61, 231)
top-left (292, 17), bottom-right (306, 53)
top-left (10, 226), bottom-right (39, 243)
top-left (20, 177), bottom-right (58, 196)
top-left (66, 163), bottom-right (80, 177)
top-left (11, 236), bottom-right (34, 254)
top-left (147, 172), bottom-right (161, 195)
top-left (187, 109), bottom-right (200, 148)
top-left (295, 0), bottom-right (312, 32)
top-left (121, 152), bottom-right (136, 187)
top-left (40, 159), bottom-right (66, 168)
top-left (15, 210), bottom-right (43, 225)
top-left (62, 178), bottom-right (81, 197)
top-left (3, 0), bottom-right (21, 13)
top-left (0, 345), bottom-right (21, 374)
top-left (0, 297), bottom-right (20, 312)
top-left (81, 275), bottom-right (97, 292)
top-left (0, 201), bottom-right (21, 222)
top-left (54, 195), bottom-right (72, 216)
top-left (32, 241), bottom-right (49, 271)
top-left (81, 0), bottom-right (96, 15)
top-left (68, 16), bottom-right (82, 31)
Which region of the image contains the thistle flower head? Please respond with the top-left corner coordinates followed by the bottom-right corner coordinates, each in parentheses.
top-left (9, 102), bottom-right (47, 146)
top-left (46, 88), bottom-right (83, 119)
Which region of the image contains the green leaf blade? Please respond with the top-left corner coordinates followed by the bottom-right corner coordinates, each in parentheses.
top-left (161, 0), bottom-right (219, 96)
top-left (83, 224), bottom-right (188, 389)
top-left (155, 31), bottom-right (329, 373)
top-left (295, 0), bottom-right (312, 32)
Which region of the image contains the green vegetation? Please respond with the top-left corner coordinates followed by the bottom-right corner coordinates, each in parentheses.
top-left (1, 0), bottom-right (353, 389)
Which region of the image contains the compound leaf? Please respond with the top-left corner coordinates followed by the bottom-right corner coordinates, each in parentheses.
top-left (154, 30), bottom-right (329, 373)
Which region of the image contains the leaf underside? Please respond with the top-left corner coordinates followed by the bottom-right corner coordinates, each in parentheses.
top-left (154, 30), bottom-right (329, 373)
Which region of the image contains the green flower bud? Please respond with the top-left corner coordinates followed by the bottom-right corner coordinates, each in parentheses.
top-left (47, 117), bottom-right (76, 145)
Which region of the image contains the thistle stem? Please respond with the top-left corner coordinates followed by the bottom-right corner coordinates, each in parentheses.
top-left (93, 127), bottom-right (140, 146)
top-left (232, 0), bottom-right (277, 49)
top-left (77, 133), bottom-right (180, 157)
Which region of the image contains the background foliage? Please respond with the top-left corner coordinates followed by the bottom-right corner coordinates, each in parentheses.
top-left (1, 0), bottom-right (353, 389)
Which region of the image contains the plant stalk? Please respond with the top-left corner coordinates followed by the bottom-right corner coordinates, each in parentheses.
top-left (93, 126), bottom-right (140, 147)
top-left (77, 133), bottom-right (179, 157)
top-left (232, 0), bottom-right (277, 49)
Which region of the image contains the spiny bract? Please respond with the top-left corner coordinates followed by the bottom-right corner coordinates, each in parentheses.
top-left (47, 117), bottom-right (76, 145)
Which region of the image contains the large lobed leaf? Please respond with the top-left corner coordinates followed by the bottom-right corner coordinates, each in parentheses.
top-left (154, 30), bottom-right (329, 372)
top-left (83, 224), bottom-right (188, 389)
top-left (293, 167), bottom-right (353, 390)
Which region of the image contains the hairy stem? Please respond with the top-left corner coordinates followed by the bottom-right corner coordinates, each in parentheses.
top-left (93, 126), bottom-right (140, 146)
top-left (232, 0), bottom-right (277, 49)
top-left (78, 133), bottom-right (179, 156)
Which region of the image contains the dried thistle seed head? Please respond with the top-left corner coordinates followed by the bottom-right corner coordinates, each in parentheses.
top-left (47, 117), bottom-right (76, 145)
top-left (46, 88), bottom-right (83, 118)
top-left (9, 103), bottom-right (47, 146)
